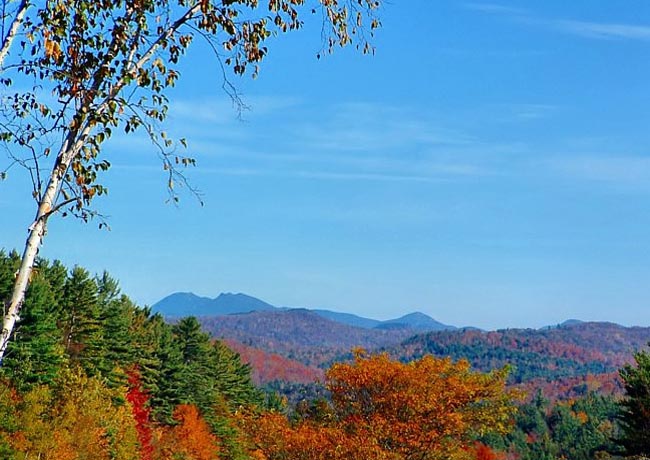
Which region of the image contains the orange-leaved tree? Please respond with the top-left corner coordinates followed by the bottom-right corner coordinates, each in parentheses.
top-left (240, 410), bottom-right (399, 460)
top-left (327, 350), bottom-right (516, 460)
top-left (241, 350), bottom-right (516, 460)
top-left (157, 404), bottom-right (220, 460)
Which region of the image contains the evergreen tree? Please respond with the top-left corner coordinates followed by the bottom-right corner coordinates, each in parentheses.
top-left (0, 251), bottom-right (20, 307)
top-left (40, 259), bottom-right (67, 315)
top-left (96, 272), bottom-right (136, 385)
top-left (129, 309), bottom-right (166, 395)
top-left (208, 340), bottom-right (262, 409)
top-left (148, 319), bottom-right (185, 424)
top-left (618, 347), bottom-right (650, 456)
top-left (205, 340), bottom-right (262, 460)
top-left (1, 272), bottom-right (65, 390)
top-left (173, 316), bottom-right (214, 406)
top-left (60, 267), bottom-right (104, 374)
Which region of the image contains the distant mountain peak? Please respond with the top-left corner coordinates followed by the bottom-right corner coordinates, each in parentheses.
top-left (539, 319), bottom-right (588, 330)
top-left (561, 319), bottom-right (584, 327)
top-left (217, 292), bottom-right (252, 300)
top-left (152, 291), bottom-right (276, 317)
top-left (396, 311), bottom-right (434, 320)
top-left (375, 311), bottom-right (456, 332)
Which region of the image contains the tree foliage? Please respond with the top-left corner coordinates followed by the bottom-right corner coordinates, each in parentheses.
top-left (158, 404), bottom-right (220, 460)
top-left (0, 252), bottom-right (265, 459)
top-left (327, 350), bottom-right (516, 460)
top-left (0, 367), bottom-right (140, 460)
top-left (481, 389), bottom-right (621, 460)
top-left (241, 350), bottom-right (517, 460)
top-left (618, 346), bottom-right (650, 456)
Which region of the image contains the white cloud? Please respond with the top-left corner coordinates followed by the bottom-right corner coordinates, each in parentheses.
top-left (554, 20), bottom-right (650, 41)
top-left (509, 103), bottom-right (558, 120)
top-left (548, 155), bottom-right (650, 188)
top-left (170, 95), bottom-right (300, 126)
top-left (165, 100), bottom-right (497, 182)
top-left (192, 163), bottom-right (480, 183)
top-left (462, 3), bottom-right (528, 16)
top-left (290, 102), bottom-right (475, 154)
top-left (465, 3), bottom-right (650, 42)
top-left (112, 98), bottom-right (553, 186)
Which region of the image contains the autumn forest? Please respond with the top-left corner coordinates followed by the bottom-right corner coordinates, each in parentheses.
top-left (0, 250), bottom-right (649, 460)
top-left (2, 0), bottom-right (650, 459)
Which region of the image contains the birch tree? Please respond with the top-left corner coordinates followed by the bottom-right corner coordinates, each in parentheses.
top-left (0, 0), bottom-right (381, 362)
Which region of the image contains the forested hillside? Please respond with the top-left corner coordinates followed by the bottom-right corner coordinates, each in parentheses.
top-left (197, 309), bottom-right (415, 366)
top-left (3, 250), bottom-right (650, 460)
top-left (387, 324), bottom-right (650, 400)
top-left (192, 305), bottom-right (648, 403)
top-left (223, 339), bottom-right (324, 385)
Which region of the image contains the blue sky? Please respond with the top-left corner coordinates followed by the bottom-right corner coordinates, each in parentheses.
top-left (3, 1), bottom-right (650, 329)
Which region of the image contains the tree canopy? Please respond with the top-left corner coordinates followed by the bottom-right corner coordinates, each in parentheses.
top-left (240, 350), bottom-right (517, 460)
top-left (617, 346), bottom-right (650, 456)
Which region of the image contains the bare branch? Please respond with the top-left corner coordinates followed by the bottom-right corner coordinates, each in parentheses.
top-left (121, 98), bottom-right (203, 205)
top-left (186, 22), bottom-right (249, 117)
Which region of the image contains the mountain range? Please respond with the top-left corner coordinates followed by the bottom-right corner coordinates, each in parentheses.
top-left (152, 291), bottom-right (457, 332)
top-left (152, 291), bottom-right (650, 402)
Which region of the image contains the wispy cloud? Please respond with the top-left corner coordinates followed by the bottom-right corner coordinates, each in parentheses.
top-left (187, 166), bottom-right (435, 182)
top-left (280, 170), bottom-right (436, 183)
top-left (171, 95), bottom-right (300, 126)
top-left (511, 104), bottom-right (558, 120)
top-left (491, 103), bottom-right (560, 122)
top-left (554, 20), bottom-right (650, 41)
top-left (290, 102), bottom-right (475, 154)
top-left (199, 101), bottom-right (495, 181)
top-left (171, 99), bottom-right (242, 125)
top-left (462, 3), bottom-right (527, 16)
top-left (192, 161), bottom-right (483, 183)
top-left (115, 98), bottom-right (553, 186)
top-left (465, 3), bottom-right (650, 42)
top-left (548, 155), bottom-right (650, 190)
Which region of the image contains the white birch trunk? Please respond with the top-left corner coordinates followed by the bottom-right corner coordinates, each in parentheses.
top-left (0, 0), bottom-right (29, 69)
top-left (0, 153), bottom-right (67, 363)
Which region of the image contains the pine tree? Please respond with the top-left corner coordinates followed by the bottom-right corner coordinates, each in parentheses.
top-left (1, 272), bottom-right (65, 390)
top-left (129, 309), bottom-right (166, 396)
top-left (618, 347), bottom-right (650, 456)
top-left (148, 320), bottom-right (185, 424)
top-left (96, 272), bottom-right (135, 385)
top-left (41, 260), bottom-right (67, 315)
top-left (173, 316), bottom-right (213, 407)
top-left (60, 267), bottom-right (104, 374)
top-left (208, 340), bottom-right (261, 409)
top-left (0, 251), bottom-right (20, 307)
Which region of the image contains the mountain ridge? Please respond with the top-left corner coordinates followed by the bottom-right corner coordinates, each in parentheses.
top-left (153, 292), bottom-right (649, 402)
top-left (152, 291), bottom-right (457, 331)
